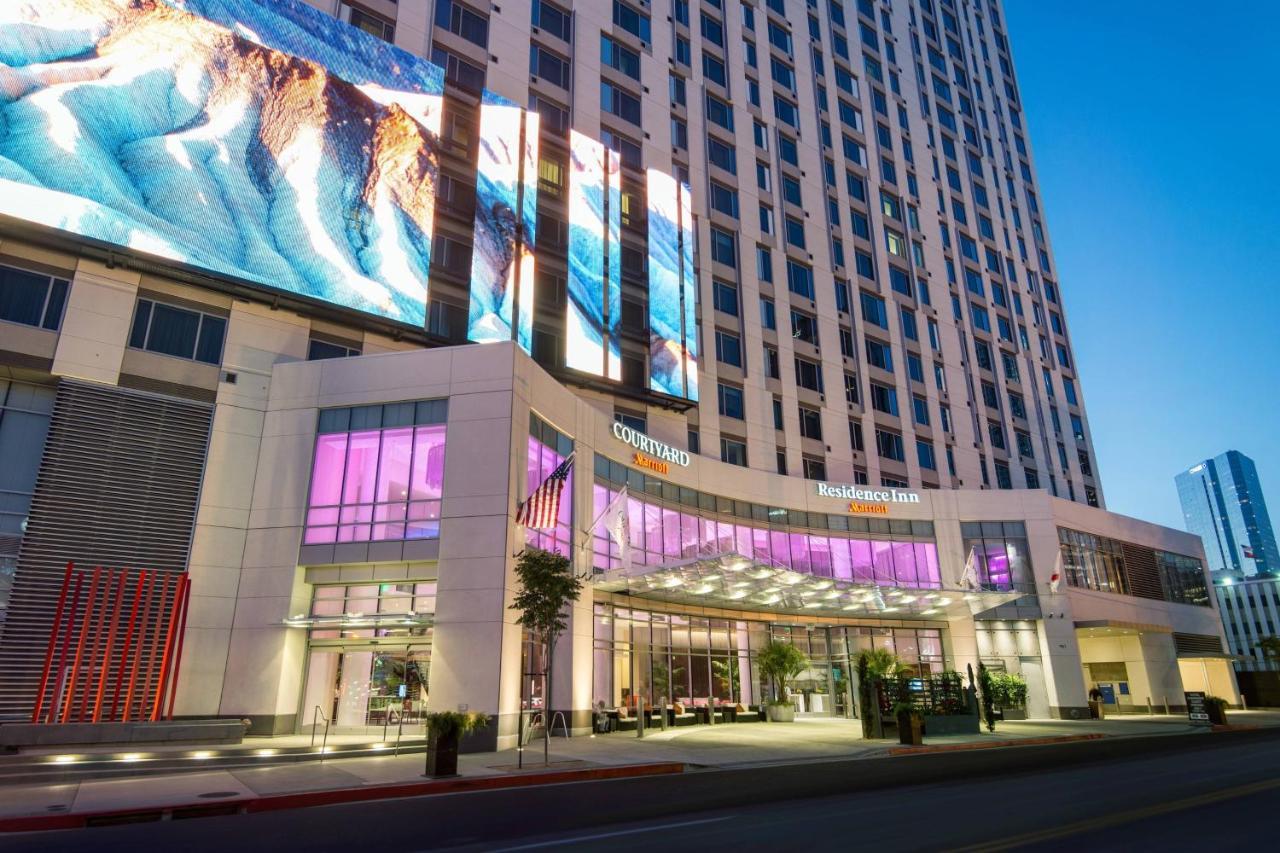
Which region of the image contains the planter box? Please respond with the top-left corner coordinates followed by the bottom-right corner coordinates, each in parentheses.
top-left (922, 713), bottom-right (980, 736)
top-left (998, 707), bottom-right (1028, 721)
top-left (425, 731), bottom-right (460, 778)
top-left (766, 703), bottom-right (796, 722)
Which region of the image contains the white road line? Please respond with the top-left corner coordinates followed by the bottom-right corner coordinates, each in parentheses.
top-left (492, 816), bottom-right (734, 850)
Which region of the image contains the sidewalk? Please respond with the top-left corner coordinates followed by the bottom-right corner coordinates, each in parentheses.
top-left (4, 712), bottom-right (1278, 828)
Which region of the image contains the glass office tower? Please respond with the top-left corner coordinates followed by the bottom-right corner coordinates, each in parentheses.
top-left (1177, 450), bottom-right (1279, 576)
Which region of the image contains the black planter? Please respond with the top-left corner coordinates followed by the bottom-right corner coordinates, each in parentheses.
top-left (897, 711), bottom-right (923, 746)
top-left (425, 730), bottom-right (460, 778)
top-left (1207, 703), bottom-right (1228, 726)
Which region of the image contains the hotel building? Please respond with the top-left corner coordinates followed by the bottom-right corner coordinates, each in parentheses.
top-left (0, 0), bottom-right (1236, 747)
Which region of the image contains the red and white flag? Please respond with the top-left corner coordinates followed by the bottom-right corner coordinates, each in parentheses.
top-left (516, 453), bottom-right (574, 529)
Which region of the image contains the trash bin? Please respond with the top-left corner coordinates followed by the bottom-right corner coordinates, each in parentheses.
top-left (1088, 699), bottom-right (1105, 719)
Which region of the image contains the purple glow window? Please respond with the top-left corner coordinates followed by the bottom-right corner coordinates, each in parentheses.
top-left (305, 423), bottom-right (446, 545)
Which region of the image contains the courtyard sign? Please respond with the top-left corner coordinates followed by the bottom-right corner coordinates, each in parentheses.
top-left (612, 422), bottom-right (690, 467)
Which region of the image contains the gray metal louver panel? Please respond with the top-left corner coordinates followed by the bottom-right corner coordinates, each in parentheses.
top-left (1174, 632), bottom-right (1224, 655)
top-left (1120, 543), bottom-right (1165, 602)
top-left (0, 380), bottom-right (211, 721)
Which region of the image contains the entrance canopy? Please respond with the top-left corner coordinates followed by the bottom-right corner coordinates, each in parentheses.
top-left (593, 552), bottom-right (1020, 621)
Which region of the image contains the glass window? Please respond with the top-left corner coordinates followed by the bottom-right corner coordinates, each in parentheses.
top-left (0, 263), bottom-right (69, 331)
top-left (128, 298), bottom-right (226, 365)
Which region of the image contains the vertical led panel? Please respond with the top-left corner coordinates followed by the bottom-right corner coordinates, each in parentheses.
top-left (517, 111), bottom-right (540, 353)
top-left (647, 170), bottom-right (699, 401)
top-left (605, 149), bottom-right (623, 381)
top-left (646, 169), bottom-right (684, 397)
top-left (566, 130), bottom-right (607, 375)
top-left (468, 90), bottom-right (538, 352)
top-left (678, 180), bottom-right (699, 402)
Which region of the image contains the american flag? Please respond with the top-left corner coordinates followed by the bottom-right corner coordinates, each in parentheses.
top-left (516, 453), bottom-right (574, 529)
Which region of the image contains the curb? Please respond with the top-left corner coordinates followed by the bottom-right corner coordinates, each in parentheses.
top-left (0, 761), bottom-right (685, 833)
top-left (887, 733), bottom-right (1106, 755)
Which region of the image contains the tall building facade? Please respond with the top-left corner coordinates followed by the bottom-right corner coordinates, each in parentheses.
top-left (315, 0), bottom-right (1103, 505)
top-left (1177, 451), bottom-right (1279, 577)
top-left (0, 0), bottom-right (1229, 744)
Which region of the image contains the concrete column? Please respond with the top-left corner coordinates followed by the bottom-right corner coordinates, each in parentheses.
top-left (51, 259), bottom-right (138, 384)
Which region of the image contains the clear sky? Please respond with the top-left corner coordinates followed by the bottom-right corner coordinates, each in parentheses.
top-left (1002, 1), bottom-right (1280, 530)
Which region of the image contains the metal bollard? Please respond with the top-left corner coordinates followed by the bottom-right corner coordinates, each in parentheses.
top-left (1146, 697), bottom-right (1153, 716)
top-left (636, 697), bottom-right (645, 739)
top-left (1163, 698), bottom-right (1169, 716)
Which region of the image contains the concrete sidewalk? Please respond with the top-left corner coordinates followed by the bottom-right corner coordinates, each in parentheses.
top-left (4, 712), bottom-right (1278, 826)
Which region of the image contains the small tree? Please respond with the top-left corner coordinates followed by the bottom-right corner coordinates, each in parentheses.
top-left (510, 548), bottom-right (583, 758)
top-left (977, 662), bottom-right (997, 732)
top-left (855, 649), bottom-right (904, 739)
top-left (755, 640), bottom-right (809, 705)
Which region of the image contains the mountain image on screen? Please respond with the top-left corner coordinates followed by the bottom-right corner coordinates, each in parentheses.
top-left (0, 0), bottom-right (446, 325)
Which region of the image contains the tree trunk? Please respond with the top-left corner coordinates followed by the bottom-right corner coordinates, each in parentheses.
top-left (544, 631), bottom-right (554, 761)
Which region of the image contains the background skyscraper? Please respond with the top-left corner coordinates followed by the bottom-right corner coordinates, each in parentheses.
top-left (1176, 450), bottom-right (1279, 576)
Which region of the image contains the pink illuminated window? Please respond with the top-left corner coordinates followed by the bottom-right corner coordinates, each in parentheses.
top-left (304, 416), bottom-right (447, 545)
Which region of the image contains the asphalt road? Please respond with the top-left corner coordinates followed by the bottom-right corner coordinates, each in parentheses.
top-left (3, 729), bottom-right (1278, 852)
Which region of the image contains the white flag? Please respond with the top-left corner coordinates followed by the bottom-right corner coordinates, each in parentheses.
top-left (1048, 549), bottom-right (1064, 594)
top-left (599, 487), bottom-right (630, 570)
top-left (959, 545), bottom-right (979, 590)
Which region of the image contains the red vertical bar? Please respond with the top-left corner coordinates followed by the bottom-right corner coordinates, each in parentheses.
top-left (164, 576), bottom-right (192, 721)
top-left (80, 570), bottom-right (117, 722)
top-left (92, 570), bottom-right (127, 723)
top-left (122, 570), bottom-right (155, 723)
top-left (51, 574), bottom-right (84, 724)
top-left (144, 574), bottom-right (174, 721)
top-left (110, 571), bottom-right (147, 721)
top-left (32, 563), bottom-right (76, 723)
top-left (154, 575), bottom-right (188, 721)
top-left (62, 567), bottom-right (102, 723)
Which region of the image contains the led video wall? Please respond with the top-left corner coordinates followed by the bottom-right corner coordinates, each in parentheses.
top-left (647, 171), bottom-right (700, 401)
top-left (467, 91), bottom-right (540, 351)
top-left (0, 0), bottom-right (444, 326)
top-left (565, 131), bottom-right (624, 380)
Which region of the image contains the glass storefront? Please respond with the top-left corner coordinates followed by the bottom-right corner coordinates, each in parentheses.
top-left (590, 455), bottom-right (941, 588)
top-left (592, 602), bottom-right (943, 716)
top-left (299, 583), bottom-right (435, 733)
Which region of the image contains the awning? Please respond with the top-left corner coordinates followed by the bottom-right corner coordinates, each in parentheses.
top-left (592, 552), bottom-right (1021, 621)
top-left (282, 612), bottom-right (434, 630)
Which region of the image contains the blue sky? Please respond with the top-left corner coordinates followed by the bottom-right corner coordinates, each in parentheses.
top-left (1002, 1), bottom-right (1280, 530)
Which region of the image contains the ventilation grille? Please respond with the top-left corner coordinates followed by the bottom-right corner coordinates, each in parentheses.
top-left (0, 381), bottom-right (211, 720)
top-left (1174, 633), bottom-right (1224, 655)
top-left (1121, 543), bottom-right (1164, 601)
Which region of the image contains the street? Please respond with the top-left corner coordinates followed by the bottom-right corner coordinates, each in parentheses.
top-left (0, 729), bottom-right (1275, 851)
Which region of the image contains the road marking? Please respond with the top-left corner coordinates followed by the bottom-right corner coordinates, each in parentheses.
top-left (493, 816), bottom-right (733, 850)
top-left (947, 776), bottom-right (1280, 852)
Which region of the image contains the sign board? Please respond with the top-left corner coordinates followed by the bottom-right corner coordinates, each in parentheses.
top-left (1098, 683), bottom-right (1117, 705)
top-left (612, 423), bottom-right (690, 467)
top-left (1185, 691), bottom-right (1211, 726)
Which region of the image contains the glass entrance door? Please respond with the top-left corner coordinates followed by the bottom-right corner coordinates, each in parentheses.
top-left (301, 645), bottom-right (430, 734)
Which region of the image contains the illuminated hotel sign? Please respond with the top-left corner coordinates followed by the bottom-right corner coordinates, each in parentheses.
top-left (815, 483), bottom-right (921, 504)
top-left (612, 423), bottom-right (690, 468)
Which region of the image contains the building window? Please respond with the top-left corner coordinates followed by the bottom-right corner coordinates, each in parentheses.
top-left (435, 0), bottom-right (489, 48)
top-left (613, 410), bottom-right (647, 433)
top-left (718, 383), bottom-right (745, 419)
top-left (875, 428), bottom-right (904, 462)
top-left (533, 0), bottom-right (571, 40)
top-left (720, 437), bottom-right (748, 467)
top-left (798, 406), bottom-right (823, 440)
top-left (308, 339), bottom-right (361, 360)
top-left (304, 401), bottom-right (449, 545)
top-left (0, 263), bottom-right (68, 331)
top-left (128, 298), bottom-right (226, 365)
top-left (960, 521), bottom-right (1032, 591)
top-left (715, 330), bottom-right (743, 367)
top-left (346, 5), bottom-right (395, 42)
top-left (802, 456), bottom-right (827, 481)
top-left (1058, 527), bottom-right (1128, 595)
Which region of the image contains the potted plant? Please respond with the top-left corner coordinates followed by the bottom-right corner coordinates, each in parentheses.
top-left (991, 671), bottom-right (1029, 720)
top-left (855, 649), bottom-right (904, 739)
top-left (1204, 695), bottom-right (1229, 726)
top-left (755, 640), bottom-right (808, 722)
top-left (893, 701), bottom-right (923, 746)
top-left (423, 710), bottom-right (488, 778)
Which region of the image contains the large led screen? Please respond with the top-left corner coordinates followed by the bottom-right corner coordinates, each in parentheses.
top-left (565, 130), bottom-right (623, 379)
top-left (467, 91), bottom-right (539, 352)
top-left (0, 0), bottom-right (445, 326)
top-left (647, 170), bottom-right (699, 401)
